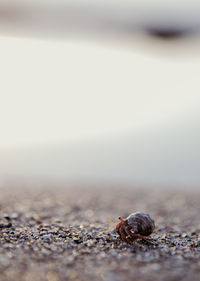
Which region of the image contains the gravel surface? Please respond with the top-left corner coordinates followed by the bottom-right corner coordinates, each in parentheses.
top-left (0, 185), bottom-right (200, 281)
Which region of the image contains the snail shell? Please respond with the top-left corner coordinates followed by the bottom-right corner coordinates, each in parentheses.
top-left (127, 212), bottom-right (155, 236)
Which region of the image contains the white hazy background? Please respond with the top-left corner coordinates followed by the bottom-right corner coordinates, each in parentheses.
top-left (0, 0), bottom-right (200, 188)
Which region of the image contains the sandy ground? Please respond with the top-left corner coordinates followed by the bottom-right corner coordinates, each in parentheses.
top-left (0, 185), bottom-right (199, 281)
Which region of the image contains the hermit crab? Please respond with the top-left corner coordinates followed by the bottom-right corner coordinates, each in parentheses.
top-left (115, 212), bottom-right (155, 244)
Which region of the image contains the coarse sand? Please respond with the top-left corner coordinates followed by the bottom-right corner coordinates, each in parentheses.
top-left (0, 185), bottom-right (199, 281)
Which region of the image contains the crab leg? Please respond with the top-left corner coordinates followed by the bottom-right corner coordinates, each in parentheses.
top-left (124, 226), bottom-right (146, 240)
top-left (119, 227), bottom-right (132, 244)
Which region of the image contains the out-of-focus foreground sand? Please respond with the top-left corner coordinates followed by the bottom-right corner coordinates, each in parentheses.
top-left (0, 185), bottom-right (199, 281)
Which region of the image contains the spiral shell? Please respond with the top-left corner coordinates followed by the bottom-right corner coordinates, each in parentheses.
top-left (127, 212), bottom-right (155, 236)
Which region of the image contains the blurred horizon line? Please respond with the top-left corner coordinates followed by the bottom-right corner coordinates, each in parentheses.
top-left (1, 1), bottom-right (200, 44)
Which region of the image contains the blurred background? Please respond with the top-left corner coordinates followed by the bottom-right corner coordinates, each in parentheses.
top-left (0, 0), bottom-right (200, 188)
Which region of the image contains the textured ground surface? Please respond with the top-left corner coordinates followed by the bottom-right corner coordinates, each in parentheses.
top-left (0, 185), bottom-right (200, 281)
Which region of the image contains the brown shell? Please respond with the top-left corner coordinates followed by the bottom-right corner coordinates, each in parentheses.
top-left (127, 212), bottom-right (155, 236)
